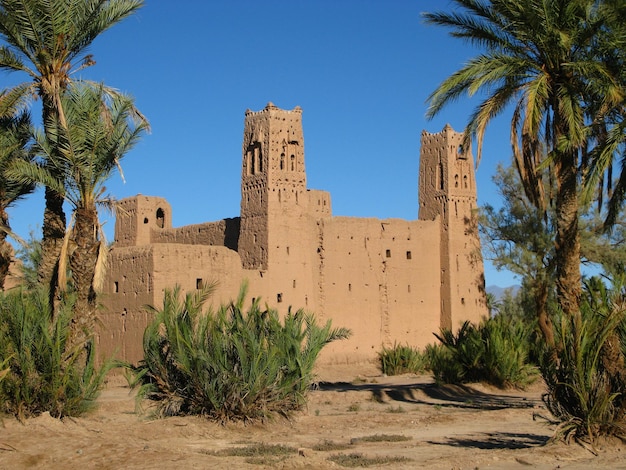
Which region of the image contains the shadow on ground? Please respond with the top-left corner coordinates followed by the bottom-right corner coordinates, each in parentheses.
top-left (317, 380), bottom-right (541, 410)
top-left (427, 431), bottom-right (549, 449)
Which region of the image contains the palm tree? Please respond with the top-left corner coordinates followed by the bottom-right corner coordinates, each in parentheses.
top-left (0, 0), bottom-right (144, 298)
top-left (424, 0), bottom-right (622, 318)
top-left (582, 0), bottom-right (626, 225)
top-left (10, 83), bottom-right (147, 344)
top-left (0, 105), bottom-right (34, 289)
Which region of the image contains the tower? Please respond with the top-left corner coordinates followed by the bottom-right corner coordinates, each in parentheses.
top-left (114, 195), bottom-right (172, 247)
top-left (418, 125), bottom-right (487, 329)
top-left (239, 103), bottom-right (306, 270)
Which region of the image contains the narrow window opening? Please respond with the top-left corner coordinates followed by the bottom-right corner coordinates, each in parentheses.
top-left (290, 155), bottom-right (295, 171)
top-left (439, 162), bottom-right (444, 190)
top-left (196, 278), bottom-right (203, 289)
top-left (406, 251), bottom-right (412, 260)
top-left (280, 153), bottom-right (285, 170)
top-left (286, 246), bottom-right (290, 255)
top-left (143, 217), bottom-right (149, 224)
top-left (277, 293), bottom-right (283, 303)
top-left (408, 285), bottom-right (411, 293)
top-left (461, 297), bottom-right (466, 305)
top-left (386, 249), bottom-right (391, 258)
top-left (293, 280), bottom-right (296, 288)
top-left (114, 281), bottom-right (119, 293)
top-left (348, 283), bottom-right (352, 292)
top-left (156, 208), bottom-right (165, 228)
top-left (464, 175), bottom-right (468, 188)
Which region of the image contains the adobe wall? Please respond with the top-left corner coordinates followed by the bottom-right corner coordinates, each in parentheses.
top-left (316, 216), bottom-right (441, 363)
top-left (100, 244), bottom-right (247, 365)
top-left (97, 246), bottom-right (155, 362)
top-left (150, 218), bottom-right (240, 251)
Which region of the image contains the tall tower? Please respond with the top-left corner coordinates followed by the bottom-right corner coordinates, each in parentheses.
top-left (418, 125), bottom-right (487, 329)
top-left (239, 103), bottom-right (306, 270)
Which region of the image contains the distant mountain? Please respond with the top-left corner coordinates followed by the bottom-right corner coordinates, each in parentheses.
top-left (486, 285), bottom-right (520, 301)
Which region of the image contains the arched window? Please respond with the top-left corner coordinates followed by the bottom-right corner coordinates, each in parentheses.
top-left (280, 153), bottom-right (285, 170)
top-left (156, 208), bottom-right (165, 228)
top-left (290, 155), bottom-right (295, 171)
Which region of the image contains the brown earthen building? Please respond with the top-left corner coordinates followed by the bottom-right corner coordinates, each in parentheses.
top-left (98, 103), bottom-right (487, 364)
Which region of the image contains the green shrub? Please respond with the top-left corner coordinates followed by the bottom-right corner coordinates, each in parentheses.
top-left (429, 316), bottom-right (538, 388)
top-left (0, 288), bottom-right (114, 420)
top-left (130, 284), bottom-right (350, 422)
top-left (541, 277), bottom-right (626, 445)
top-left (378, 342), bottom-right (427, 375)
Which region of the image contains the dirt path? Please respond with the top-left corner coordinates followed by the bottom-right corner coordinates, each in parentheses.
top-left (0, 364), bottom-right (623, 469)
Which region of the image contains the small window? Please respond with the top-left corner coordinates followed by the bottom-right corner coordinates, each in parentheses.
top-left (156, 208), bottom-right (165, 228)
top-left (143, 217), bottom-right (149, 224)
top-left (114, 281), bottom-right (119, 293)
top-left (293, 280), bottom-right (296, 288)
top-left (461, 297), bottom-right (465, 305)
top-left (277, 293), bottom-right (283, 303)
top-left (408, 285), bottom-right (411, 293)
top-left (196, 278), bottom-right (203, 289)
top-left (406, 251), bottom-right (412, 260)
top-left (348, 283), bottom-right (352, 292)
top-left (386, 249), bottom-right (391, 258)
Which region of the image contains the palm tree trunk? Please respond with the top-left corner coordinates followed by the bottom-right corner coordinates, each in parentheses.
top-left (534, 277), bottom-right (555, 348)
top-left (0, 207), bottom-right (11, 290)
top-left (68, 206), bottom-right (99, 349)
top-left (38, 187), bottom-right (66, 302)
top-left (555, 150), bottom-right (582, 316)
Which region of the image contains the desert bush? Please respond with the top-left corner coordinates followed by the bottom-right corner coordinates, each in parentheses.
top-left (429, 316), bottom-right (538, 388)
top-left (541, 277), bottom-right (626, 445)
top-left (378, 342), bottom-right (427, 375)
top-left (130, 284), bottom-right (350, 422)
top-left (0, 288), bottom-right (114, 420)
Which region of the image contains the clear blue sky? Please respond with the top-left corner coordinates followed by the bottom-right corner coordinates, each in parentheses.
top-left (7, 0), bottom-right (520, 287)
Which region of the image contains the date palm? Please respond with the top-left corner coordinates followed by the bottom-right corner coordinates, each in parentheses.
top-left (0, 105), bottom-right (34, 289)
top-left (424, 0), bottom-right (622, 318)
top-left (0, 0), bottom-right (144, 298)
top-left (10, 83), bottom-right (147, 346)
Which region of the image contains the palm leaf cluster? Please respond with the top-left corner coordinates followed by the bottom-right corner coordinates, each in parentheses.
top-left (541, 277), bottom-right (626, 445)
top-left (0, 109), bottom-right (34, 288)
top-left (131, 284), bottom-right (351, 422)
top-left (428, 315), bottom-right (538, 389)
top-left (0, 0), bottom-right (146, 304)
top-left (0, 287), bottom-right (114, 420)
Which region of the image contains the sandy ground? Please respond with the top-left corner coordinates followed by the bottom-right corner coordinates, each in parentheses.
top-left (1, 363), bottom-right (624, 469)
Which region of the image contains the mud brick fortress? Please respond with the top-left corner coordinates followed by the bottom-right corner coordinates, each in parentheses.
top-left (98, 103), bottom-right (488, 364)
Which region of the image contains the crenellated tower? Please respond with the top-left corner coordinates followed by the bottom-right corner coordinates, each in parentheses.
top-left (239, 103), bottom-right (307, 270)
top-left (418, 124), bottom-right (487, 329)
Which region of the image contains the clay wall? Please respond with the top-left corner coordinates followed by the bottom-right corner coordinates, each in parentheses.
top-left (150, 218), bottom-right (240, 251)
top-left (101, 244), bottom-right (248, 365)
top-left (97, 246), bottom-right (156, 362)
top-left (315, 216), bottom-right (441, 363)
